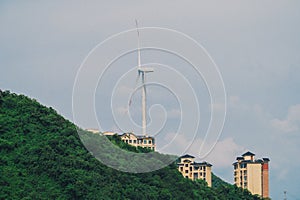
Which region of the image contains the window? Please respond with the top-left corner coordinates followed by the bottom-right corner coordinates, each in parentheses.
top-left (244, 182), bottom-right (247, 187)
top-left (125, 140), bottom-right (128, 143)
top-left (148, 140), bottom-right (152, 144)
top-left (240, 163), bottom-right (246, 168)
top-left (200, 172), bottom-right (202, 176)
top-left (185, 164), bottom-right (188, 167)
top-left (144, 140), bottom-right (147, 144)
top-left (190, 167), bottom-right (193, 171)
top-left (203, 173), bottom-right (206, 177)
top-left (194, 173), bottom-right (198, 179)
top-left (234, 164), bottom-right (237, 169)
top-left (185, 170), bottom-right (188, 173)
top-left (244, 170), bottom-right (247, 175)
top-left (244, 176), bottom-right (247, 181)
top-left (234, 171), bottom-right (237, 176)
top-left (203, 166), bottom-right (206, 171)
top-left (129, 140), bottom-right (132, 143)
top-left (133, 140), bottom-right (136, 144)
top-left (180, 167), bottom-right (183, 171)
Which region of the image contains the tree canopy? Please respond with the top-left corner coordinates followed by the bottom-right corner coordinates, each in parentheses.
top-left (0, 90), bottom-right (267, 199)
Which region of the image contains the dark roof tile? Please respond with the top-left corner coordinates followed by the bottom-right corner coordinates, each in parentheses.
top-left (242, 151), bottom-right (255, 156)
top-left (180, 154), bottom-right (195, 159)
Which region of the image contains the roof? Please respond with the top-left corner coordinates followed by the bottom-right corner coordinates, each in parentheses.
top-left (236, 156), bottom-right (244, 160)
top-left (242, 151), bottom-right (255, 156)
top-left (180, 154), bottom-right (195, 159)
top-left (192, 161), bottom-right (212, 167)
top-left (136, 135), bottom-right (154, 139)
top-left (233, 159), bottom-right (265, 165)
top-left (263, 158), bottom-right (270, 162)
top-left (119, 133), bottom-right (154, 139)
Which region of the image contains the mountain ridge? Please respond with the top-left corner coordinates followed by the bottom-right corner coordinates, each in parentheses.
top-left (0, 90), bottom-right (265, 199)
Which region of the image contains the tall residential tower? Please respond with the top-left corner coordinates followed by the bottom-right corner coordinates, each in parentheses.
top-left (233, 151), bottom-right (270, 198)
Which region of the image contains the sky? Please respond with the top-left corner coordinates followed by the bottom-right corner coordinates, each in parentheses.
top-left (1, 1), bottom-right (300, 199)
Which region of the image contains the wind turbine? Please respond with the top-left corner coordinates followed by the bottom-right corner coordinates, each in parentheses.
top-left (134, 20), bottom-right (153, 136)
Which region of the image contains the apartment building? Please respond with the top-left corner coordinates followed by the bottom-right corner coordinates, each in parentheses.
top-left (233, 151), bottom-right (270, 198)
top-left (177, 154), bottom-right (212, 187)
top-left (118, 132), bottom-right (155, 151)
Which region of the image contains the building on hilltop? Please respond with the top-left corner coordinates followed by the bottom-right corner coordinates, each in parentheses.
top-left (102, 131), bottom-right (115, 136)
top-left (85, 129), bottom-right (100, 134)
top-left (177, 154), bottom-right (212, 187)
top-left (233, 151), bottom-right (270, 198)
top-left (119, 132), bottom-right (155, 151)
top-left (102, 132), bottom-right (156, 151)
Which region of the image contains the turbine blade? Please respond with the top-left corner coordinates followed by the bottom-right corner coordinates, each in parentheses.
top-left (135, 19), bottom-right (141, 67)
top-left (135, 19), bottom-right (139, 36)
top-left (129, 73), bottom-right (141, 107)
top-left (135, 72), bottom-right (141, 86)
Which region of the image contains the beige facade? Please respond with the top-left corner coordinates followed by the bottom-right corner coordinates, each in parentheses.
top-left (119, 132), bottom-right (155, 151)
top-left (102, 131), bottom-right (115, 136)
top-left (233, 151), bottom-right (270, 198)
top-left (247, 163), bottom-right (262, 195)
top-left (177, 154), bottom-right (212, 187)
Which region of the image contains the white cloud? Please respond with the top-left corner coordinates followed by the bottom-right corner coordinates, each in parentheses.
top-left (270, 119), bottom-right (298, 132)
top-left (210, 102), bottom-right (226, 112)
top-left (270, 104), bottom-right (300, 133)
top-left (167, 108), bottom-right (181, 118)
top-left (288, 104), bottom-right (300, 121)
top-left (229, 95), bottom-right (240, 106)
top-left (118, 85), bottom-right (134, 95)
top-left (203, 138), bottom-right (246, 168)
top-left (116, 106), bottom-right (128, 115)
top-left (161, 132), bottom-right (245, 169)
top-left (229, 95), bottom-right (251, 111)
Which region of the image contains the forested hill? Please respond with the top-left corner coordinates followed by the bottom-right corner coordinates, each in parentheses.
top-left (0, 90), bottom-right (264, 199)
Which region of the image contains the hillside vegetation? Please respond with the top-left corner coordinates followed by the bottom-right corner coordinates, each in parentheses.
top-left (0, 90), bottom-right (264, 199)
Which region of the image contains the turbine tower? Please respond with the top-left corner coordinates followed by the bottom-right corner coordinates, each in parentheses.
top-left (135, 20), bottom-right (153, 136)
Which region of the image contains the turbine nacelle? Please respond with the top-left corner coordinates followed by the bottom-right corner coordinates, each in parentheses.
top-left (138, 67), bottom-right (154, 73)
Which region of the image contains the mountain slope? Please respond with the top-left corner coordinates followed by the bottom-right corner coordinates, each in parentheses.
top-left (0, 90), bottom-right (263, 199)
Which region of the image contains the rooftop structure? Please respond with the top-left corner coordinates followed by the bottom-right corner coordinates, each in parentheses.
top-left (85, 129), bottom-right (100, 134)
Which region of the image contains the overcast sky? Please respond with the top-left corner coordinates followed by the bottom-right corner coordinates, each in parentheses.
top-left (1, 1), bottom-right (300, 198)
